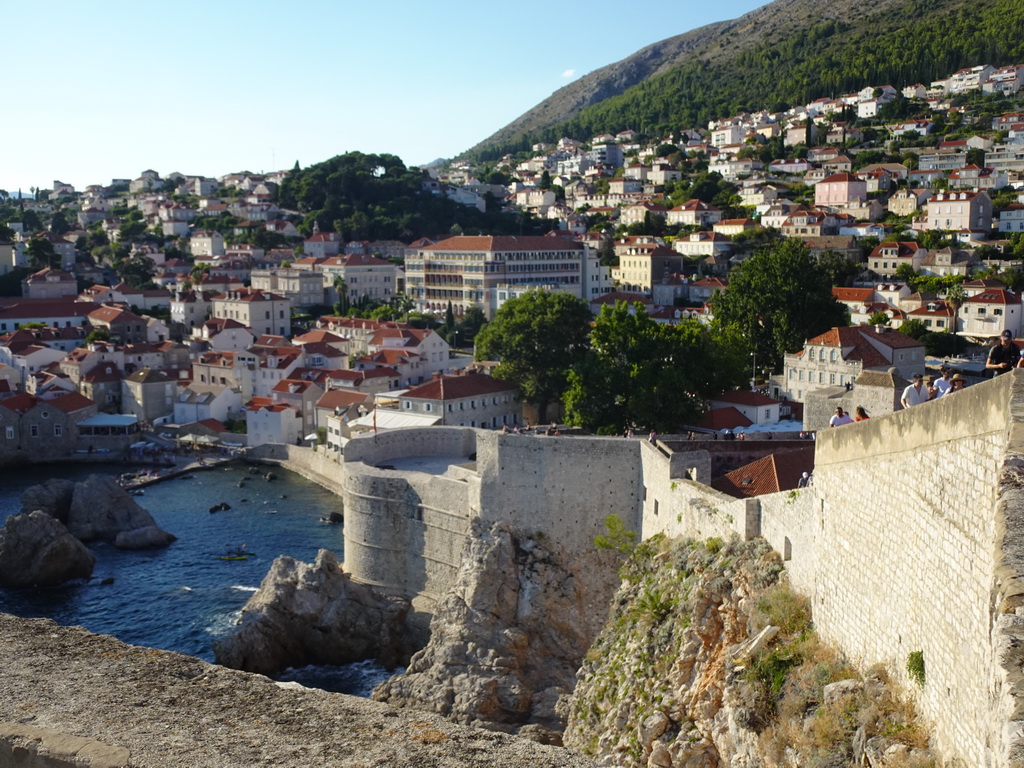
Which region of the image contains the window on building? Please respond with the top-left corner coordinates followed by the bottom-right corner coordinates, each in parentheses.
top-left (4, 426), bottom-right (12, 440)
top-left (54, 425), bottom-right (62, 437)
top-left (30, 425), bottom-right (38, 437)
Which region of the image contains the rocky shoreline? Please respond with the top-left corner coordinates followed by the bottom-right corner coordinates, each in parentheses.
top-left (0, 613), bottom-right (595, 768)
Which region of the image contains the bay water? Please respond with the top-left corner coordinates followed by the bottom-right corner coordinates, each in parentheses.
top-left (0, 461), bottom-right (395, 696)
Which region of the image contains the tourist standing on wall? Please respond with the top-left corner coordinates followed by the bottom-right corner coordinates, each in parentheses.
top-left (854, 407), bottom-right (869, 421)
top-left (829, 407), bottom-right (853, 427)
top-left (987, 330), bottom-right (1019, 376)
top-left (901, 373), bottom-right (929, 409)
top-left (935, 367), bottom-right (954, 397)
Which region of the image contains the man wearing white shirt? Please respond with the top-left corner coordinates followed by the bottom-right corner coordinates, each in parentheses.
top-left (829, 407), bottom-right (853, 427)
top-left (934, 367), bottom-right (954, 397)
top-left (901, 373), bottom-right (929, 408)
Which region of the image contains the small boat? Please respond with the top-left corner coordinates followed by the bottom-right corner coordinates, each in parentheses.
top-left (218, 546), bottom-right (255, 560)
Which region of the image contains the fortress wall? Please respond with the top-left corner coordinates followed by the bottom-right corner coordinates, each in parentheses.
top-left (343, 468), bottom-right (473, 608)
top-left (806, 373), bottom-right (1016, 765)
top-left (639, 443), bottom-right (752, 542)
top-left (251, 443), bottom-right (347, 495)
top-left (342, 428), bottom-right (476, 467)
top-left (474, 432), bottom-right (644, 551)
top-left (758, 488), bottom-right (822, 600)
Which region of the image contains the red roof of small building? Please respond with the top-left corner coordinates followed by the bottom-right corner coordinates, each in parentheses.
top-left (712, 390), bottom-right (779, 407)
top-left (710, 446), bottom-right (815, 499)
top-left (402, 373), bottom-right (516, 401)
top-left (697, 407), bottom-right (752, 431)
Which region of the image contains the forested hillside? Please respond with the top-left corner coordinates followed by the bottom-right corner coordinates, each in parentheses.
top-left (468, 0), bottom-right (1024, 160)
top-left (277, 153), bottom-right (548, 241)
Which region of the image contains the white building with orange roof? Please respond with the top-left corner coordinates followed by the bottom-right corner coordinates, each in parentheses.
top-left (959, 288), bottom-right (1022, 339)
top-left (366, 326), bottom-right (450, 378)
top-left (245, 398), bottom-right (302, 447)
top-left (396, 373), bottom-right (519, 429)
top-left (666, 199), bottom-right (722, 227)
top-left (406, 235), bottom-right (590, 318)
top-left (318, 253), bottom-right (399, 304)
top-left (780, 325), bottom-right (924, 402)
top-left (210, 288), bottom-right (290, 337)
top-left (709, 390), bottom-right (782, 425)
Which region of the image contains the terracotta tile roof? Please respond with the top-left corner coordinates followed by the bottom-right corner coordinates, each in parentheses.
top-left (89, 305), bottom-right (144, 325)
top-left (197, 418), bottom-right (228, 433)
top-left (591, 292), bottom-right (652, 306)
top-left (711, 446), bottom-right (815, 499)
top-left (807, 325), bottom-right (922, 350)
top-left (359, 349), bottom-right (419, 365)
top-left (712, 390), bottom-right (780, 407)
top-left (293, 330), bottom-right (347, 345)
top-left (82, 365), bottom-right (123, 383)
top-left (402, 373), bottom-right (516, 401)
top-left (965, 289), bottom-right (1021, 305)
top-left (272, 378), bottom-right (317, 394)
top-left (299, 341), bottom-right (346, 358)
top-left (833, 287), bottom-right (875, 303)
top-left (697, 406), bottom-right (752, 430)
top-left (316, 389), bottom-right (370, 410)
top-left (419, 235), bottom-right (583, 253)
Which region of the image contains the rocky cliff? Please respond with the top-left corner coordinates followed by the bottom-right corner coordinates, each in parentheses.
top-left (214, 549), bottom-right (415, 675)
top-left (373, 521), bottom-right (624, 741)
top-left (563, 535), bottom-right (938, 767)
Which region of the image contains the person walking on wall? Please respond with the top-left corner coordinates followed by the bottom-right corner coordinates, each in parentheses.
top-left (854, 406), bottom-right (869, 421)
top-left (901, 373), bottom-right (929, 408)
top-left (829, 407), bottom-right (853, 427)
top-left (935, 366), bottom-right (954, 397)
top-left (987, 330), bottom-right (1019, 376)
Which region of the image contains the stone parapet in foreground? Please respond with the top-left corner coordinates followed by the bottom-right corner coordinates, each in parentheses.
top-left (0, 614), bottom-right (593, 768)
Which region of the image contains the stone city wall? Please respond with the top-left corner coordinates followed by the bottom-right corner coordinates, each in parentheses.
top-left (272, 374), bottom-right (1024, 766)
top-left (798, 373), bottom-right (1023, 766)
top-left (475, 432), bottom-right (646, 552)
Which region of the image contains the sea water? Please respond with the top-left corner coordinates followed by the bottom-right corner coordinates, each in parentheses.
top-left (0, 462), bottom-right (395, 696)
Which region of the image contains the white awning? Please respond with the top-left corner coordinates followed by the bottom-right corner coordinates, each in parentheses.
top-left (350, 410), bottom-right (440, 431)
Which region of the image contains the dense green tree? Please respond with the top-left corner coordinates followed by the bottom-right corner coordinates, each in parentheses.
top-left (898, 318), bottom-right (928, 340)
top-left (455, 305), bottom-right (486, 344)
top-left (564, 303), bottom-right (745, 433)
top-left (26, 238), bottom-right (58, 268)
top-left (475, 291), bottom-right (592, 423)
top-left (20, 210), bottom-right (43, 232)
top-left (114, 254), bottom-right (156, 288)
top-left (711, 239), bottom-right (847, 372)
top-left (817, 251), bottom-right (862, 286)
top-left (333, 276), bottom-right (350, 316)
top-left (944, 284), bottom-right (966, 334)
top-left (49, 210), bottom-right (70, 235)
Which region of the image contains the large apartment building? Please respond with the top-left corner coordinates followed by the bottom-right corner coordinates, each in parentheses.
top-left (405, 235), bottom-right (593, 318)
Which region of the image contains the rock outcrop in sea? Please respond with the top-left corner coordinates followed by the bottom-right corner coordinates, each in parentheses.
top-left (0, 510), bottom-right (96, 587)
top-left (372, 521), bottom-right (624, 742)
top-left (0, 474), bottom-right (177, 588)
top-left (213, 549), bottom-right (415, 675)
top-left (20, 475), bottom-right (176, 549)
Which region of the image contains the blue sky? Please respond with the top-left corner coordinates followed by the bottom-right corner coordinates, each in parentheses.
top-left (0, 0), bottom-right (766, 193)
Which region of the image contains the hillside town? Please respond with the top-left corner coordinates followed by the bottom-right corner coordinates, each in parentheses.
top-left (2, 59), bottom-right (1024, 483)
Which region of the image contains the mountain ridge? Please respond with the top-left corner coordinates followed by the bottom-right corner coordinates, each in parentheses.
top-left (464, 0), bottom-right (1012, 160)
